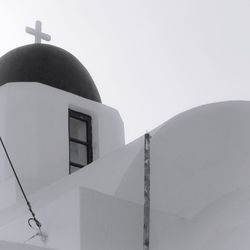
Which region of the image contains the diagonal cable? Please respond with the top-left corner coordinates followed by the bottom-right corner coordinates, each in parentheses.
top-left (0, 137), bottom-right (42, 232)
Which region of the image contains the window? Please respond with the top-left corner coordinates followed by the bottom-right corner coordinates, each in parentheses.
top-left (69, 109), bottom-right (93, 174)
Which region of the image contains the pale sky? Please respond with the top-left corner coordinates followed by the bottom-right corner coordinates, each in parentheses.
top-left (0, 0), bottom-right (250, 142)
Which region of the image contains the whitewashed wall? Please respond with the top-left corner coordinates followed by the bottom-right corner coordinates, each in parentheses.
top-left (0, 184), bottom-right (190, 250)
top-left (0, 82), bottom-right (124, 201)
top-left (0, 241), bottom-right (56, 250)
top-left (3, 100), bottom-right (250, 249)
top-left (0, 188), bottom-right (80, 250)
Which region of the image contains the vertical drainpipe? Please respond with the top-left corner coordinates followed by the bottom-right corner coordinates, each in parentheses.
top-left (143, 132), bottom-right (151, 250)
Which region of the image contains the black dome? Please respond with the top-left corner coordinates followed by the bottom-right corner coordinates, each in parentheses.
top-left (0, 44), bottom-right (101, 102)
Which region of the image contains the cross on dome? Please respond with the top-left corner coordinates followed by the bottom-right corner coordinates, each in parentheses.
top-left (25, 21), bottom-right (51, 44)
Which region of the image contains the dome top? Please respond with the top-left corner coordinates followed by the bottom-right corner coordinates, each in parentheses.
top-left (0, 44), bottom-right (101, 102)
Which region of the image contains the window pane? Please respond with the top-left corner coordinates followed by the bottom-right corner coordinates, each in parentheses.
top-left (70, 118), bottom-right (87, 141)
top-left (70, 142), bottom-right (87, 165)
top-left (70, 165), bottom-right (81, 174)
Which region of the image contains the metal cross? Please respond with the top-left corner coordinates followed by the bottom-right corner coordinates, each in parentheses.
top-left (25, 21), bottom-right (51, 44)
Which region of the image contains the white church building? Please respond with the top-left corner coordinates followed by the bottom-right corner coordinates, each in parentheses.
top-left (0, 22), bottom-right (250, 250)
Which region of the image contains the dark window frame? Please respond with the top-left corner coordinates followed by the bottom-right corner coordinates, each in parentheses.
top-left (68, 109), bottom-right (93, 174)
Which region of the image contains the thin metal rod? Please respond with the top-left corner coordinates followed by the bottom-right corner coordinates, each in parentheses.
top-left (143, 133), bottom-right (151, 250)
top-left (0, 137), bottom-right (41, 229)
